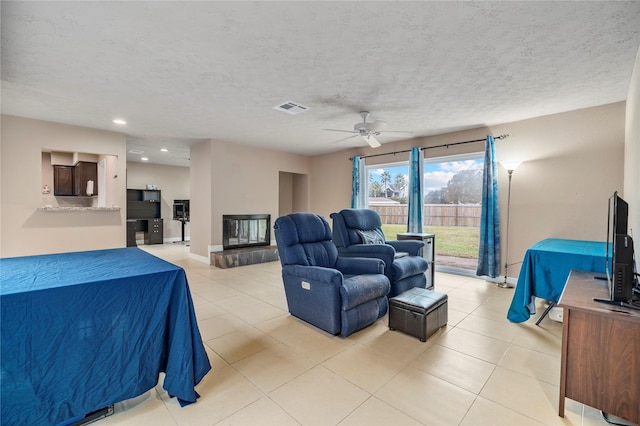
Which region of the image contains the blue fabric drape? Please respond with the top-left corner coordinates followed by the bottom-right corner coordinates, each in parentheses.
top-left (351, 156), bottom-right (365, 208)
top-left (476, 135), bottom-right (501, 278)
top-left (407, 147), bottom-right (424, 233)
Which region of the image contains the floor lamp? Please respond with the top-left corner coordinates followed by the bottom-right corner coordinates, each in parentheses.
top-left (498, 161), bottom-right (522, 288)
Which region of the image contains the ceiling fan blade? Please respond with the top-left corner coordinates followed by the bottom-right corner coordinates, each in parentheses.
top-left (331, 134), bottom-right (359, 144)
top-left (322, 129), bottom-right (358, 134)
top-left (362, 134), bottom-right (381, 148)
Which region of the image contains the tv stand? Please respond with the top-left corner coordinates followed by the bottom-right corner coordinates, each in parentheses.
top-left (593, 297), bottom-right (626, 306)
top-left (559, 270), bottom-right (639, 423)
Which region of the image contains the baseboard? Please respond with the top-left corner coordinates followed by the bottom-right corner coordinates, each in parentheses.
top-left (164, 237), bottom-right (190, 243)
top-left (435, 265), bottom-right (517, 285)
top-left (189, 252), bottom-right (210, 264)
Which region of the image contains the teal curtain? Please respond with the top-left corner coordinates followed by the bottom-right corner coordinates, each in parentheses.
top-left (476, 136), bottom-right (501, 278)
top-left (351, 156), bottom-right (365, 208)
top-left (407, 147), bottom-right (424, 233)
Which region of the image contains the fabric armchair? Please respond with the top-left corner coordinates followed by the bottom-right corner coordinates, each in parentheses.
top-left (330, 208), bottom-right (430, 297)
top-left (274, 213), bottom-right (390, 336)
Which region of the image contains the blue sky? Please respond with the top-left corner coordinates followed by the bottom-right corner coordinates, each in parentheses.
top-left (369, 159), bottom-right (483, 193)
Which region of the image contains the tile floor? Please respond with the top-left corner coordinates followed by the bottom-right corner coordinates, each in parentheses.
top-left (98, 243), bottom-right (609, 426)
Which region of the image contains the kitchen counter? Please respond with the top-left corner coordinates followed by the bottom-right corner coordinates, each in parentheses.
top-left (39, 206), bottom-right (120, 212)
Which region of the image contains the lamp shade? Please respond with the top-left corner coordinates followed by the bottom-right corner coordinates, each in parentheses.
top-left (500, 161), bottom-right (522, 172)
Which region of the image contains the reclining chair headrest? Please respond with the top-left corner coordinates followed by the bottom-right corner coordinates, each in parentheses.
top-left (274, 213), bottom-right (332, 246)
top-left (274, 213), bottom-right (337, 267)
top-left (339, 209), bottom-right (383, 231)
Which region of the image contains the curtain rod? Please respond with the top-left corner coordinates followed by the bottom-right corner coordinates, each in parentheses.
top-left (348, 134), bottom-right (509, 161)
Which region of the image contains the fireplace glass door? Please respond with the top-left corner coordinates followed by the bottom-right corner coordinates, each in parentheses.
top-left (223, 214), bottom-right (270, 250)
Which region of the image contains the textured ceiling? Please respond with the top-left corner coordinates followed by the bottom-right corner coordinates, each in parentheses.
top-left (2, 1), bottom-right (640, 167)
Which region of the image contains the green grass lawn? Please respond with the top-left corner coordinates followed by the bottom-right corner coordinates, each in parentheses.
top-left (381, 224), bottom-right (480, 258)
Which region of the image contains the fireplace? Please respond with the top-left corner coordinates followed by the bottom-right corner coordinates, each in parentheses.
top-left (222, 214), bottom-right (270, 250)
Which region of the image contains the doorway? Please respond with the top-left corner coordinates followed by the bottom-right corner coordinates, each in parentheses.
top-left (278, 172), bottom-right (309, 216)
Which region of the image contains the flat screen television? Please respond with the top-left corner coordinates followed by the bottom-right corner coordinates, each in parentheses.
top-left (173, 199), bottom-right (189, 221)
top-left (601, 191), bottom-right (635, 303)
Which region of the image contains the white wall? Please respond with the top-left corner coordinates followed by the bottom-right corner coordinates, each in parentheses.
top-left (126, 162), bottom-right (190, 241)
top-left (0, 115), bottom-right (127, 257)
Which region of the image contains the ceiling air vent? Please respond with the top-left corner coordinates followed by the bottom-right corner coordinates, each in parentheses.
top-left (273, 101), bottom-right (309, 115)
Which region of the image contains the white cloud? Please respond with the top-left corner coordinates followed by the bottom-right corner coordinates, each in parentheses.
top-left (424, 171), bottom-right (454, 192)
top-left (370, 168), bottom-right (385, 176)
top-left (440, 160), bottom-right (481, 172)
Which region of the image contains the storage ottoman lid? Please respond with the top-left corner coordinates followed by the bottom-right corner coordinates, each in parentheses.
top-left (389, 287), bottom-right (447, 314)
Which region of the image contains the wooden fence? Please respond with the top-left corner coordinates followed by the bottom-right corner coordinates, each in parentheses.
top-left (369, 204), bottom-right (480, 227)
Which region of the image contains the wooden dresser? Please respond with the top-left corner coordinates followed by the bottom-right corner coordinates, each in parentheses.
top-left (558, 270), bottom-right (639, 423)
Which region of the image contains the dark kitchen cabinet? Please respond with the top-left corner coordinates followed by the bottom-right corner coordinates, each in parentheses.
top-left (74, 161), bottom-right (98, 196)
top-left (53, 165), bottom-right (74, 196)
top-left (52, 162), bottom-right (98, 197)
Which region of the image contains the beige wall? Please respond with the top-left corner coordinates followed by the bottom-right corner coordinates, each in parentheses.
top-left (209, 140), bottom-right (310, 248)
top-left (311, 104), bottom-right (626, 279)
top-left (126, 162), bottom-right (190, 241)
top-left (625, 46), bottom-right (640, 241)
top-left (292, 173), bottom-right (310, 213)
top-left (189, 141), bottom-right (213, 260)
top-left (0, 115), bottom-right (127, 257)
top-left (1, 97), bottom-right (633, 274)
top-left (278, 172), bottom-right (310, 216)
top-left (188, 139), bottom-right (310, 258)
top-left (492, 103), bottom-right (625, 278)
top-left (278, 172), bottom-right (294, 216)
top-left (309, 127), bottom-right (494, 220)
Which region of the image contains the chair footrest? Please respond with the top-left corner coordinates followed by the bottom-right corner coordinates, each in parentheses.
top-left (341, 274), bottom-right (390, 311)
top-left (389, 287), bottom-right (448, 341)
top-left (391, 256), bottom-right (429, 280)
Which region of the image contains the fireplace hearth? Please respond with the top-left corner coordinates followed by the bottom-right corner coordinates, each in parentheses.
top-left (223, 214), bottom-right (270, 250)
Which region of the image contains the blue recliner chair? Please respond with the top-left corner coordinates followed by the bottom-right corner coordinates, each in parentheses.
top-left (273, 213), bottom-right (390, 336)
top-left (330, 209), bottom-right (429, 297)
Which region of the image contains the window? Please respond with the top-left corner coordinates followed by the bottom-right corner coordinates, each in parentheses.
top-left (366, 162), bottom-right (409, 225)
top-left (365, 152), bottom-right (484, 274)
top-left (424, 152), bottom-right (484, 272)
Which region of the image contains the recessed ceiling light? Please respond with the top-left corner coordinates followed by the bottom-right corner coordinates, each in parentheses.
top-left (160, 148), bottom-right (168, 152)
top-left (141, 157), bottom-right (149, 161)
top-left (113, 119), bottom-right (127, 125)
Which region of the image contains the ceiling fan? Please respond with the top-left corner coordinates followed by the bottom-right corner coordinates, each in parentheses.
top-left (323, 111), bottom-right (411, 148)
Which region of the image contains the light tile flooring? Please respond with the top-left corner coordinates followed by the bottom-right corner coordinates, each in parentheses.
top-left (99, 243), bottom-right (609, 426)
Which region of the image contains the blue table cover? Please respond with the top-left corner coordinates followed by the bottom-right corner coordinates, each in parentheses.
top-left (1, 248), bottom-right (211, 426)
top-left (507, 238), bottom-right (607, 323)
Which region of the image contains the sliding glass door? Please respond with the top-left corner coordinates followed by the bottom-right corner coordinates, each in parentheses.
top-left (366, 152), bottom-right (484, 274)
top-left (423, 153), bottom-right (484, 272)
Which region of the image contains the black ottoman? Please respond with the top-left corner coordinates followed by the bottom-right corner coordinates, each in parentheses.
top-left (388, 287), bottom-right (448, 342)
